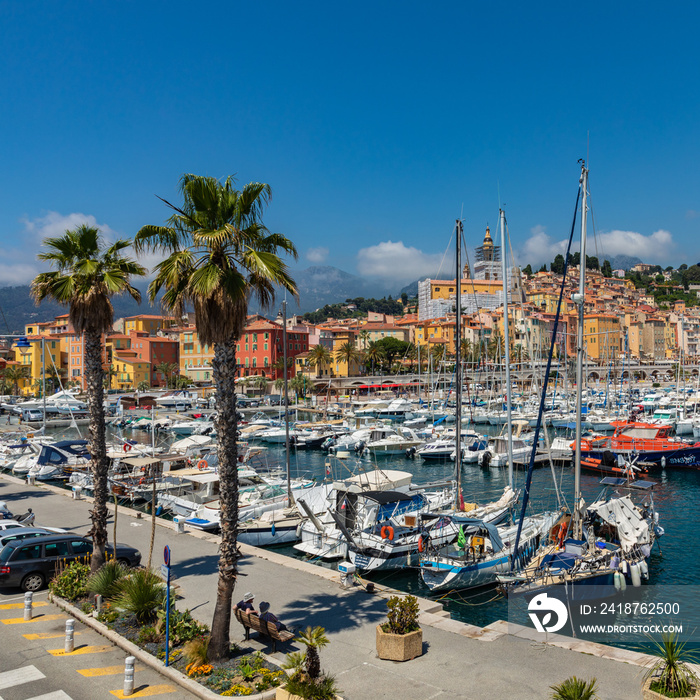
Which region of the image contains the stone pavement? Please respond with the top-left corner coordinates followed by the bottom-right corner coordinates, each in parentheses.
top-left (0, 474), bottom-right (652, 700)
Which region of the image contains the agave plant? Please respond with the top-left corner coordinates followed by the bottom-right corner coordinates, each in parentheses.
top-left (87, 560), bottom-right (128, 601)
top-left (113, 569), bottom-right (165, 622)
top-left (549, 677), bottom-right (599, 700)
top-left (643, 632), bottom-right (699, 697)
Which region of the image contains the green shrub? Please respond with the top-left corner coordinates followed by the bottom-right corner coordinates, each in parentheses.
top-left (156, 606), bottom-right (208, 645)
top-left (87, 560), bottom-right (127, 600)
top-left (96, 602), bottom-right (119, 625)
top-left (113, 569), bottom-right (165, 622)
top-left (137, 625), bottom-right (163, 645)
top-left (381, 595), bottom-right (420, 635)
top-left (550, 676), bottom-right (599, 700)
top-left (49, 561), bottom-right (90, 601)
top-left (284, 674), bottom-right (338, 700)
top-left (643, 632), bottom-right (699, 698)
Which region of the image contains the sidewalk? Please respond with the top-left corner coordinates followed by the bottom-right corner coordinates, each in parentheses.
top-left (0, 474), bottom-right (650, 700)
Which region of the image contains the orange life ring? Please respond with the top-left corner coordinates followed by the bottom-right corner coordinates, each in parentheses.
top-left (123, 444), bottom-right (132, 452)
top-left (417, 534), bottom-right (427, 553)
top-left (380, 525), bottom-right (394, 541)
top-left (197, 459), bottom-right (208, 470)
top-left (139, 478), bottom-right (146, 485)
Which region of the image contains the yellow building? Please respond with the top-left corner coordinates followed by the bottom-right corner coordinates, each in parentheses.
top-left (583, 314), bottom-right (622, 362)
top-left (178, 326), bottom-right (215, 383)
top-left (111, 356), bottom-right (151, 390)
top-left (12, 336), bottom-right (65, 396)
top-left (415, 317), bottom-right (457, 350)
top-left (123, 314), bottom-right (175, 336)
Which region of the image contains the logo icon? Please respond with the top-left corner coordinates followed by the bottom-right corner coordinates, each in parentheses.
top-left (527, 593), bottom-right (568, 633)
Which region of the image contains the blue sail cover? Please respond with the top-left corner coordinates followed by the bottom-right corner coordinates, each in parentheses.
top-left (450, 516), bottom-right (505, 552)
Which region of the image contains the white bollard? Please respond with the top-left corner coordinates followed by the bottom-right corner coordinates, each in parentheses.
top-left (27, 474), bottom-right (36, 486)
top-left (65, 619), bottom-right (75, 653)
top-left (23, 591), bottom-right (33, 621)
top-left (124, 656), bottom-right (135, 696)
top-left (94, 594), bottom-right (102, 613)
top-left (173, 516), bottom-right (185, 534)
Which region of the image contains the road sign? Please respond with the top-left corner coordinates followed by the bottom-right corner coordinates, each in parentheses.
top-left (163, 545), bottom-right (171, 567)
top-left (160, 564), bottom-right (169, 579)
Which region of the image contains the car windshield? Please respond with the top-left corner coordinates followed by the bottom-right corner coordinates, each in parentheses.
top-left (0, 545), bottom-right (13, 562)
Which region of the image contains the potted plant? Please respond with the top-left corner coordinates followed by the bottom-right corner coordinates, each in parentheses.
top-left (549, 676), bottom-right (599, 700)
top-left (277, 626), bottom-right (338, 700)
top-left (376, 594), bottom-right (422, 662)
top-left (642, 632), bottom-right (700, 699)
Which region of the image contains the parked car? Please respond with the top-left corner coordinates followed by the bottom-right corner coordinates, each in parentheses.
top-left (0, 528), bottom-right (61, 549)
top-left (0, 534), bottom-right (142, 591)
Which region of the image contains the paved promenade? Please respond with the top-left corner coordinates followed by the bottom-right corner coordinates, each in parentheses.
top-left (0, 474), bottom-right (653, 700)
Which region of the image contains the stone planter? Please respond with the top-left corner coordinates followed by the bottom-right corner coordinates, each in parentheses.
top-left (642, 677), bottom-right (700, 699)
top-left (376, 625), bottom-right (423, 661)
top-left (276, 688), bottom-right (302, 700)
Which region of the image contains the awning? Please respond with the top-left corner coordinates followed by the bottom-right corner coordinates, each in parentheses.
top-left (121, 457), bottom-right (161, 468)
top-left (355, 383), bottom-right (419, 389)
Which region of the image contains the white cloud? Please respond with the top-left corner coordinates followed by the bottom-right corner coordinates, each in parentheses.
top-left (306, 246), bottom-right (329, 263)
top-left (519, 226), bottom-right (568, 267)
top-left (22, 211), bottom-right (119, 244)
top-left (0, 211), bottom-right (146, 286)
top-left (357, 240), bottom-right (444, 284)
top-left (519, 226), bottom-right (676, 267)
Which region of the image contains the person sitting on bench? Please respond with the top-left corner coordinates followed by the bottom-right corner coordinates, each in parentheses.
top-left (234, 592), bottom-right (256, 613)
top-left (258, 601), bottom-right (288, 631)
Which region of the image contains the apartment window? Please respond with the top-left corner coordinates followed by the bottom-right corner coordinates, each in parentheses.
top-left (264, 343), bottom-right (268, 351)
top-left (237, 344), bottom-right (240, 352)
top-left (245, 344), bottom-right (248, 351)
top-left (245, 358), bottom-right (249, 367)
top-left (264, 357), bottom-right (269, 367)
top-left (264, 332), bottom-right (269, 340)
top-left (253, 358), bottom-right (257, 367)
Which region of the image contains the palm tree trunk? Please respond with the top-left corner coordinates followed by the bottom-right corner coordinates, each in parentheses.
top-left (85, 328), bottom-right (109, 573)
top-left (208, 337), bottom-right (240, 661)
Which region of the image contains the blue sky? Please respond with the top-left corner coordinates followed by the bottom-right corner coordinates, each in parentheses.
top-left (1, 1), bottom-right (699, 291)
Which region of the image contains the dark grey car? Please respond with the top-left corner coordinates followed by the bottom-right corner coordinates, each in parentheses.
top-left (0, 534), bottom-right (142, 592)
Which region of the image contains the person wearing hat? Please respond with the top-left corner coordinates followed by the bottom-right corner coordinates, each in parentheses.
top-left (258, 601), bottom-right (289, 632)
top-left (234, 592), bottom-right (257, 613)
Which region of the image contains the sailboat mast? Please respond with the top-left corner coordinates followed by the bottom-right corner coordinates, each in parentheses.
top-left (574, 161), bottom-right (589, 537)
top-left (500, 209), bottom-right (514, 487)
top-left (282, 300), bottom-right (293, 503)
top-left (455, 219), bottom-right (463, 509)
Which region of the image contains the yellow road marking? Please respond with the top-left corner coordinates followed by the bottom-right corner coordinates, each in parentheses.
top-left (0, 601), bottom-right (48, 610)
top-left (110, 686), bottom-right (176, 699)
top-left (77, 664), bottom-right (143, 677)
top-left (24, 631), bottom-right (84, 640)
top-left (2, 614), bottom-right (66, 625)
top-left (48, 644), bottom-right (113, 656)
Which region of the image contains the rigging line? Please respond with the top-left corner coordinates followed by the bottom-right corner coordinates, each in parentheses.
top-left (0, 301), bottom-right (10, 334)
top-left (433, 229), bottom-right (456, 281)
top-left (511, 173), bottom-right (582, 569)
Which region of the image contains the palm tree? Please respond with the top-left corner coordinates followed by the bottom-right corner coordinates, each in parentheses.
top-left (2, 365), bottom-right (28, 396)
top-left (135, 173), bottom-right (297, 661)
top-left (359, 329), bottom-right (370, 350)
top-left (31, 224), bottom-right (145, 573)
top-left (334, 341), bottom-right (360, 376)
top-left (363, 341), bottom-right (384, 376)
top-left (155, 361), bottom-right (179, 388)
top-left (308, 344), bottom-right (332, 377)
top-left (289, 374), bottom-right (306, 402)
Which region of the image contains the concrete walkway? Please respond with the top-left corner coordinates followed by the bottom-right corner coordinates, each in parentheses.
top-left (0, 474), bottom-right (652, 700)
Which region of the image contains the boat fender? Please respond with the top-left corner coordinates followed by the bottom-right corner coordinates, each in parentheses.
top-left (197, 459), bottom-right (208, 470)
top-left (661, 456), bottom-right (666, 469)
top-left (271, 522), bottom-right (276, 537)
top-left (296, 522), bottom-right (302, 539)
top-left (613, 571), bottom-right (622, 591)
top-left (640, 560), bottom-right (649, 578)
top-left (123, 444), bottom-right (132, 452)
top-left (619, 573), bottom-right (627, 591)
top-left (630, 562), bottom-right (642, 587)
top-left (380, 525), bottom-right (394, 541)
top-left (620, 560), bottom-right (628, 575)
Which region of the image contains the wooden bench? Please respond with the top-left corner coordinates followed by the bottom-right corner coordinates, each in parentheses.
top-left (234, 607), bottom-right (294, 652)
